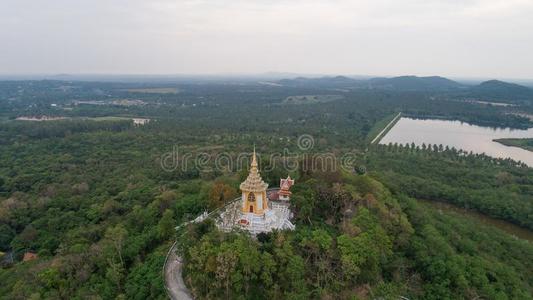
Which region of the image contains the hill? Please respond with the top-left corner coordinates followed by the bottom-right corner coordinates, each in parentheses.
top-left (178, 167), bottom-right (533, 299)
top-left (277, 75), bottom-right (465, 91)
top-left (369, 76), bottom-right (465, 91)
top-left (277, 76), bottom-right (361, 88)
top-left (467, 80), bottom-right (533, 103)
top-left (276, 76), bottom-right (533, 105)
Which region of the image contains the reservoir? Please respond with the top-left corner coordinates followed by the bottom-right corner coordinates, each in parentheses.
top-left (380, 118), bottom-right (533, 166)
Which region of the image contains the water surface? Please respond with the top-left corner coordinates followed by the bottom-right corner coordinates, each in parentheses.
top-left (380, 118), bottom-right (533, 166)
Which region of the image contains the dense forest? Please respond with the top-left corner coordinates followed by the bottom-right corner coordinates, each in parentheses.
top-left (179, 170), bottom-right (533, 299)
top-left (0, 78), bottom-right (532, 299)
top-left (366, 144), bottom-right (533, 230)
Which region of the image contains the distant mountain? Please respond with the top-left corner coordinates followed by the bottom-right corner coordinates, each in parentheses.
top-left (277, 75), bottom-right (464, 91)
top-left (277, 76), bottom-right (361, 88)
top-left (468, 80), bottom-right (533, 101)
top-left (276, 76), bottom-right (533, 104)
top-left (369, 76), bottom-right (465, 91)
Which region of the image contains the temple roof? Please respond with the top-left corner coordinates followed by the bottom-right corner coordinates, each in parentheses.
top-left (280, 175), bottom-right (294, 190)
top-left (240, 148), bottom-right (268, 193)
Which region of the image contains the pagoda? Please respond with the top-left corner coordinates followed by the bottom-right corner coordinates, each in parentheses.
top-left (239, 148), bottom-right (269, 215)
top-left (215, 148), bottom-right (296, 235)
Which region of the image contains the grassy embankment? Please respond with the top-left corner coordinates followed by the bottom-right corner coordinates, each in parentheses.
top-left (493, 138), bottom-right (533, 152)
top-left (366, 112), bottom-right (401, 144)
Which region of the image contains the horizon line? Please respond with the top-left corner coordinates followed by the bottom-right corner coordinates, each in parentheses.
top-left (1, 72), bottom-right (533, 82)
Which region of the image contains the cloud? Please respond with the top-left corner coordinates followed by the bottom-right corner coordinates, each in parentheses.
top-left (0, 0), bottom-right (532, 78)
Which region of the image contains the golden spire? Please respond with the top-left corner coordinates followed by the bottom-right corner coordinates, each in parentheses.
top-left (240, 146), bottom-right (268, 192)
top-left (251, 145), bottom-right (258, 169)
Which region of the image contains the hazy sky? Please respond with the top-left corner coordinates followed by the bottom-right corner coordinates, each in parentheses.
top-left (1, 0), bottom-right (533, 78)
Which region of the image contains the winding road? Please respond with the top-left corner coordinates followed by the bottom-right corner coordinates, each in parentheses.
top-left (164, 242), bottom-right (193, 300)
top-left (163, 192), bottom-right (278, 299)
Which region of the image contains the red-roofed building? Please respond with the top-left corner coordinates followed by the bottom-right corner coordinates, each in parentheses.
top-left (278, 176), bottom-right (294, 201)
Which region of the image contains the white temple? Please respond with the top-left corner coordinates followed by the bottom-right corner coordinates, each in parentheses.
top-left (215, 149), bottom-right (295, 235)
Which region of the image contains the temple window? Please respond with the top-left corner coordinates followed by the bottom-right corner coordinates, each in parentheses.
top-left (247, 193), bottom-right (255, 202)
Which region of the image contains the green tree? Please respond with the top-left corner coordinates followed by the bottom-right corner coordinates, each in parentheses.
top-left (104, 224), bottom-right (128, 267)
top-left (158, 209), bottom-right (176, 240)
